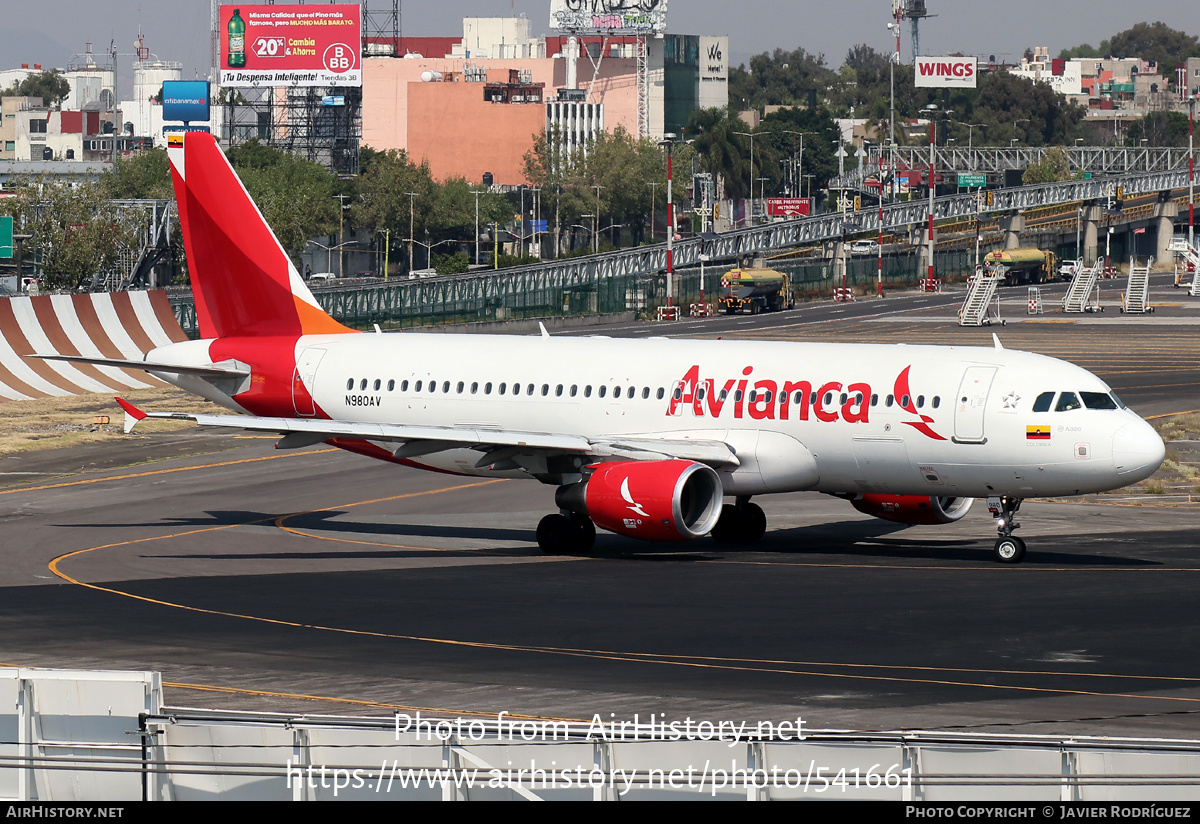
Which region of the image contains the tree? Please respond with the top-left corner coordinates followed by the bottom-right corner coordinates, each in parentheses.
top-left (1109, 22), bottom-right (1199, 72)
top-left (1022, 148), bottom-right (1077, 184)
top-left (1, 70), bottom-right (71, 107)
top-left (685, 108), bottom-right (758, 201)
top-left (728, 48), bottom-right (838, 111)
top-left (0, 179), bottom-right (140, 290)
top-left (225, 139), bottom-right (338, 257)
top-left (524, 126), bottom-right (669, 253)
top-left (1125, 111), bottom-right (1192, 147)
top-left (1058, 41), bottom-right (1111, 61)
top-left (100, 149), bottom-right (173, 200)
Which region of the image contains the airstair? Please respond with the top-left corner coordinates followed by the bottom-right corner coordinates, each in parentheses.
top-left (1061, 259), bottom-right (1104, 313)
top-left (1121, 258), bottom-right (1153, 314)
top-left (1169, 237), bottom-right (1200, 296)
top-left (958, 266), bottom-right (1004, 326)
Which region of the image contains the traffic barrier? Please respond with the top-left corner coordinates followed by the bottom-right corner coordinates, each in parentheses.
top-left (656, 305), bottom-right (681, 321)
top-left (833, 288), bottom-right (856, 303)
top-left (921, 277), bottom-right (942, 293)
top-left (0, 291), bottom-right (187, 402)
top-left (689, 303), bottom-right (714, 317)
top-left (1027, 287), bottom-right (1043, 315)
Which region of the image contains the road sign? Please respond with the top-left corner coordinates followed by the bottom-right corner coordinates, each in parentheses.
top-left (0, 216), bottom-right (11, 259)
top-left (958, 173), bottom-right (987, 187)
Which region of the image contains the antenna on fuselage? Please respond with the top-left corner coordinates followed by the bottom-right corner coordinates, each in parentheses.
top-left (539, 322), bottom-right (550, 339)
top-left (992, 333), bottom-right (1003, 350)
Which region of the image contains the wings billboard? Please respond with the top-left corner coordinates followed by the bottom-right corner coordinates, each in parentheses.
top-left (220, 4), bottom-right (361, 87)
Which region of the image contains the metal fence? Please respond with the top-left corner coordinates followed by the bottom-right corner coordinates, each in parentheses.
top-left (169, 251), bottom-right (993, 337)
top-left (7, 667), bottom-right (1200, 802)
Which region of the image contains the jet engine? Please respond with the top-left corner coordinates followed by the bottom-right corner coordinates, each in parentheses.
top-left (556, 460), bottom-right (724, 541)
top-left (850, 494), bottom-right (974, 525)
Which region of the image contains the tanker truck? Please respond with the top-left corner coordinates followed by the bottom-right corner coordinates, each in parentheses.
top-left (718, 267), bottom-right (796, 314)
top-left (982, 248), bottom-right (1059, 286)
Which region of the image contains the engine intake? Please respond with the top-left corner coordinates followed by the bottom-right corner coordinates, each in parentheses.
top-left (556, 460), bottom-right (724, 542)
top-left (850, 494), bottom-right (974, 525)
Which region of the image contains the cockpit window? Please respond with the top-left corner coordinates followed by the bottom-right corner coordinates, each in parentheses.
top-left (1110, 391), bottom-right (1127, 409)
top-left (1081, 391), bottom-right (1118, 410)
top-left (1055, 392), bottom-right (1082, 412)
top-left (1032, 392), bottom-right (1054, 412)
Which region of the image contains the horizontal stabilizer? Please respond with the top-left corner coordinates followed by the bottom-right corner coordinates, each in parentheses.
top-left (30, 353), bottom-right (250, 379)
top-left (115, 397), bottom-right (148, 434)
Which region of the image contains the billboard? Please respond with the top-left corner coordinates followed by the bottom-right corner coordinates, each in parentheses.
top-left (767, 198), bottom-right (811, 217)
top-left (914, 56), bottom-right (977, 88)
top-left (549, 0), bottom-right (668, 34)
top-left (162, 80), bottom-right (211, 123)
top-left (219, 4), bottom-right (361, 87)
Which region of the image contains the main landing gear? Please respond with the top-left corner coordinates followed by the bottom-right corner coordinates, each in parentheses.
top-left (710, 497), bottom-right (766, 544)
top-left (536, 511), bottom-right (596, 555)
top-left (987, 496), bottom-right (1025, 564)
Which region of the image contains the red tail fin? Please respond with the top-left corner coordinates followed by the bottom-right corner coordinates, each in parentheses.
top-left (167, 133), bottom-right (353, 339)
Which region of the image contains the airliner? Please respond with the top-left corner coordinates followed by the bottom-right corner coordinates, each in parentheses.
top-left (36, 133), bottom-right (1165, 564)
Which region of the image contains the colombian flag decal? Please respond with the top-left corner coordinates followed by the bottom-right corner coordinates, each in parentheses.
top-left (1026, 425), bottom-right (1051, 440)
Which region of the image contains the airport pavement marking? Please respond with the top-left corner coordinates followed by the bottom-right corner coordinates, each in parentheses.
top-left (43, 491), bottom-right (1200, 708)
top-left (0, 447), bottom-right (342, 496)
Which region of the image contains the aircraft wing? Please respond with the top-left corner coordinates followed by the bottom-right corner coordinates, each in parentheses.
top-left (115, 399), bottom-right (740, 467)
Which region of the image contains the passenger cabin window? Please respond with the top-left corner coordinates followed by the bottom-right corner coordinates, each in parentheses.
top-left (1055, 392), bottom-right (1082, 412)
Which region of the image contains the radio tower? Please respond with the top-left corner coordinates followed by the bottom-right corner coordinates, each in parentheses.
top-left (894, 0), bottom-right (933, 60)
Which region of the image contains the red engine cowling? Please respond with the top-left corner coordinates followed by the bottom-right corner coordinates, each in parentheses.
top-left (556, 460), bottom-right (724, 542)
top-left (850, 495), bottom-right (974, 525)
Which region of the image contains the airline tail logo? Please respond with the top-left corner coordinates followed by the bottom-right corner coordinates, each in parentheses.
top-left (168, 131), bottom-right (353, 340)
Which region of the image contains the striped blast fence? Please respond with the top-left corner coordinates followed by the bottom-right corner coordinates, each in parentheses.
top-left (0, 291), bottom-right (188, 402)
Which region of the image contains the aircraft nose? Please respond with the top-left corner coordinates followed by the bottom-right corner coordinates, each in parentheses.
top-left (1112, 420), bottom-right (1166, 481)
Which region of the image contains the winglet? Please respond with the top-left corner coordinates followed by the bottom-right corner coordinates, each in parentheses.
top-left (992, 333), bottom-right (1003, 350)
top-left (115, 397), bottom-right (147, 434)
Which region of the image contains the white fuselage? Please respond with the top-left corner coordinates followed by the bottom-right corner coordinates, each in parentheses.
top-left (151, 333), bottom-right (1165, 499)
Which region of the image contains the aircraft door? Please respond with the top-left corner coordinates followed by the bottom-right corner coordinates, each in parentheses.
top-left (293, 347), bottom-right (326, 417)
top-left (953, 366), bottom-right (997, 443)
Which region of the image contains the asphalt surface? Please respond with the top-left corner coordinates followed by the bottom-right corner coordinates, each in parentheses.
top-left (4, 274), bottom-right (1200, 739)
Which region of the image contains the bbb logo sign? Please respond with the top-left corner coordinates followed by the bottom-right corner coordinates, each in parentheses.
top-left (323, 43), bottom-right (356, 73)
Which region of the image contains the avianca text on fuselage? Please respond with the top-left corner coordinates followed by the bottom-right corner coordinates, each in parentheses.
top-left (664, 364), bottom-right (946, 441)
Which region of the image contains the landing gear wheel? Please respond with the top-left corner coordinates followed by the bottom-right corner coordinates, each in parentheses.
top-left (742, 502), bottom-right (766, 542)
top-left (568, 513), bottom-right (596, 552)
top-left (710, 502), bottom-right (766, 544)
top-left (536, 514), bottom-right (574, 554)
top-left (710, 504), bottom-right (743, 543)
top-left (994, 535), bottom-right (1026, 564)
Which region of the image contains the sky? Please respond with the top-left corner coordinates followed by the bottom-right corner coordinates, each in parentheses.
top-left (3, 0), bottom-right (1197, 85)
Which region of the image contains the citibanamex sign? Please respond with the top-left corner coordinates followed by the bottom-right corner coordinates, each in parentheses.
top-left (914, 56), bottom-right (977, 88)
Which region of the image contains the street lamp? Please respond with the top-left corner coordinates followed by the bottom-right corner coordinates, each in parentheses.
top-left (658, 133), bottom-right (688, 312)
top-left (733, 130), bottom-right (758, 225)
top-left (405, 191), bottom-right (418, 274)
top-left (780, 130), bottom-right (813, 199)
top-left (591, 184), bottom-right (604, 254)
top-left (470, 188), bottom-right (486, 266)
top-left (1189, 94), bottom-right (1196, 248)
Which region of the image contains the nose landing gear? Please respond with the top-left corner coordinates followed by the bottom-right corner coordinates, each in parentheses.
top-left (987, 496), bottom-right (1026, 563)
